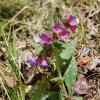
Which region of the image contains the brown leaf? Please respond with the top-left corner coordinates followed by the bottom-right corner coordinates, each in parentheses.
top-left (0, 97), bottom-right (4, 100)
top-left (0, 64), bottom-right (17, 88)
top-left (77, 56), bottom-right (91, 68)
top-left (4, 75), bottom-right (17, 88)
top-left (16, 39), bottom-right (26, 49)
top-left (72, 75), bottom-right (90, 95)
top-left (90, 57), bottom-right (100, 70)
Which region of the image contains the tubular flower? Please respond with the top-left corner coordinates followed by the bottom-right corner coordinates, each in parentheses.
top-left (67, 16), bottom-right (78, 26)
top-left (70, 25), bottom-right (77, 33)
top-left (52, 23), bottom-right (63, 34)
top-left (40, 33), bottom-right (52, 45)
top-left (57, 28), bottom-right (70, 40)
top-left (67, 16), bottom-right (79, 33)
top-left (37, 58), bottom-right (48, 68)
top-left (27, 56), bottom-right (37, 67)
top-left (53, 23), bottom-right (70, 40)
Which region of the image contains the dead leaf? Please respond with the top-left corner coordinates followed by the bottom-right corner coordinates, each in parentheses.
top-left (4, 75), bottom-right (17, 88)
top-left (66, 96), bottom-right (71, 100)
top-left (21, 50), bottom-right (32, 63)
top-left (0, 97), bottom-right (4, 100)
top-left (79, 46), bottom-right (91, 58)
top-left (16, 39), bottom-right (26, 49)
top-left (0, 64), bottom-right (17, 88)
top-left (90, 57), bottom-right (100, 70)
top-left (25, 85), bottom-right (32, 93)
top-left (77, 56), bottom-right (92, 68)
top-left (72, 74), bottom-right (90, 95)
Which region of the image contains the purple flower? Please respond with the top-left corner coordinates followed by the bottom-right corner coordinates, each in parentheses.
top-left (37, 58), bottom-right (48, 68)
top-left (67, 16), bottom-right (78, 26)
top-left (57, 29), bottom-right (70, 40)
top-left (70, 25), bottom-right (77, 33)
top-left (53, 23), bottom-right (70, 40)
top-left (27, 56), bottom-right (37, 67)
top-left (67, 16), bottom-right (78, 33)
top-left (52, 23), bottom-right (63, 34)
top-left (40, 33), bottom-right (52, 45)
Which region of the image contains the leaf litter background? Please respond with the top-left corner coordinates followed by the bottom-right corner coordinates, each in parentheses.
top-left (0, 0), bottom-right (100, 100)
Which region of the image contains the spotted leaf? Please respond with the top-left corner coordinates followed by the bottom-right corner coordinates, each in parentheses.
top-left (64, 56), bottom-right (78, 96)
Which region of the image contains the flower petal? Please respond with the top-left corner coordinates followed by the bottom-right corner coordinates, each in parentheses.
top-left (37, 58), bottom-right (48, 68)
top-left (27, 56), bottom-right (36, 67)
top-left (53, 23), bottom-right (61, 30)
top-left (40, 33), bottom-right (52, 45)
top-left (57, 29), bottom-right (70, 40)
top-left (70, 25), bottom-right (77, 33)
top-left (67, 16), bottom-right (78, 26)
top-left (41, 60), bottom-right (48, 67)
top-left (52, 23), bottom-right (63, 33)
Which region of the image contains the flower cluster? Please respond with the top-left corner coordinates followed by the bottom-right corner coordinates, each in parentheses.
top-left (28, 15), bottom-right (79, 68)
top-left (39, 15), bottom-right (78, 44)
top-left (28, 56), bottom-right (48, 68)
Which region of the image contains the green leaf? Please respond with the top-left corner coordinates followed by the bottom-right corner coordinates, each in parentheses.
top-left (59, 37), bottom-right (78, 60)
top-left (50, 77), bottom-right (64, 82)
top-left (64, 56), bottom-right (78, 96)
top-left (77, 28), bottom-right (84, 40)
top-left (32, 42), bottom-right (40, 49)
top-left (72, 96), bottom-right (83, 100)
top-left (32, 42), bottom-right (43, 55)
top-left (35, 45), bottom-right (43, 55)
top-left (29, 90), bottom-right (60, 100)
top-left (28, 77), bottom-right (61, 100)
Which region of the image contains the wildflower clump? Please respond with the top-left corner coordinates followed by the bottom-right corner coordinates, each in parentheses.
top-left (27, 15), bottom-right (79, 99)
top-left (28, 15), bottom-right (79, 69)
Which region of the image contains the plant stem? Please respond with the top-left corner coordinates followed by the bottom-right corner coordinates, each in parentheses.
top-left (54, 48), bottom-right (68, 97)
top-left (56, 65), bottom-right (68, 97)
